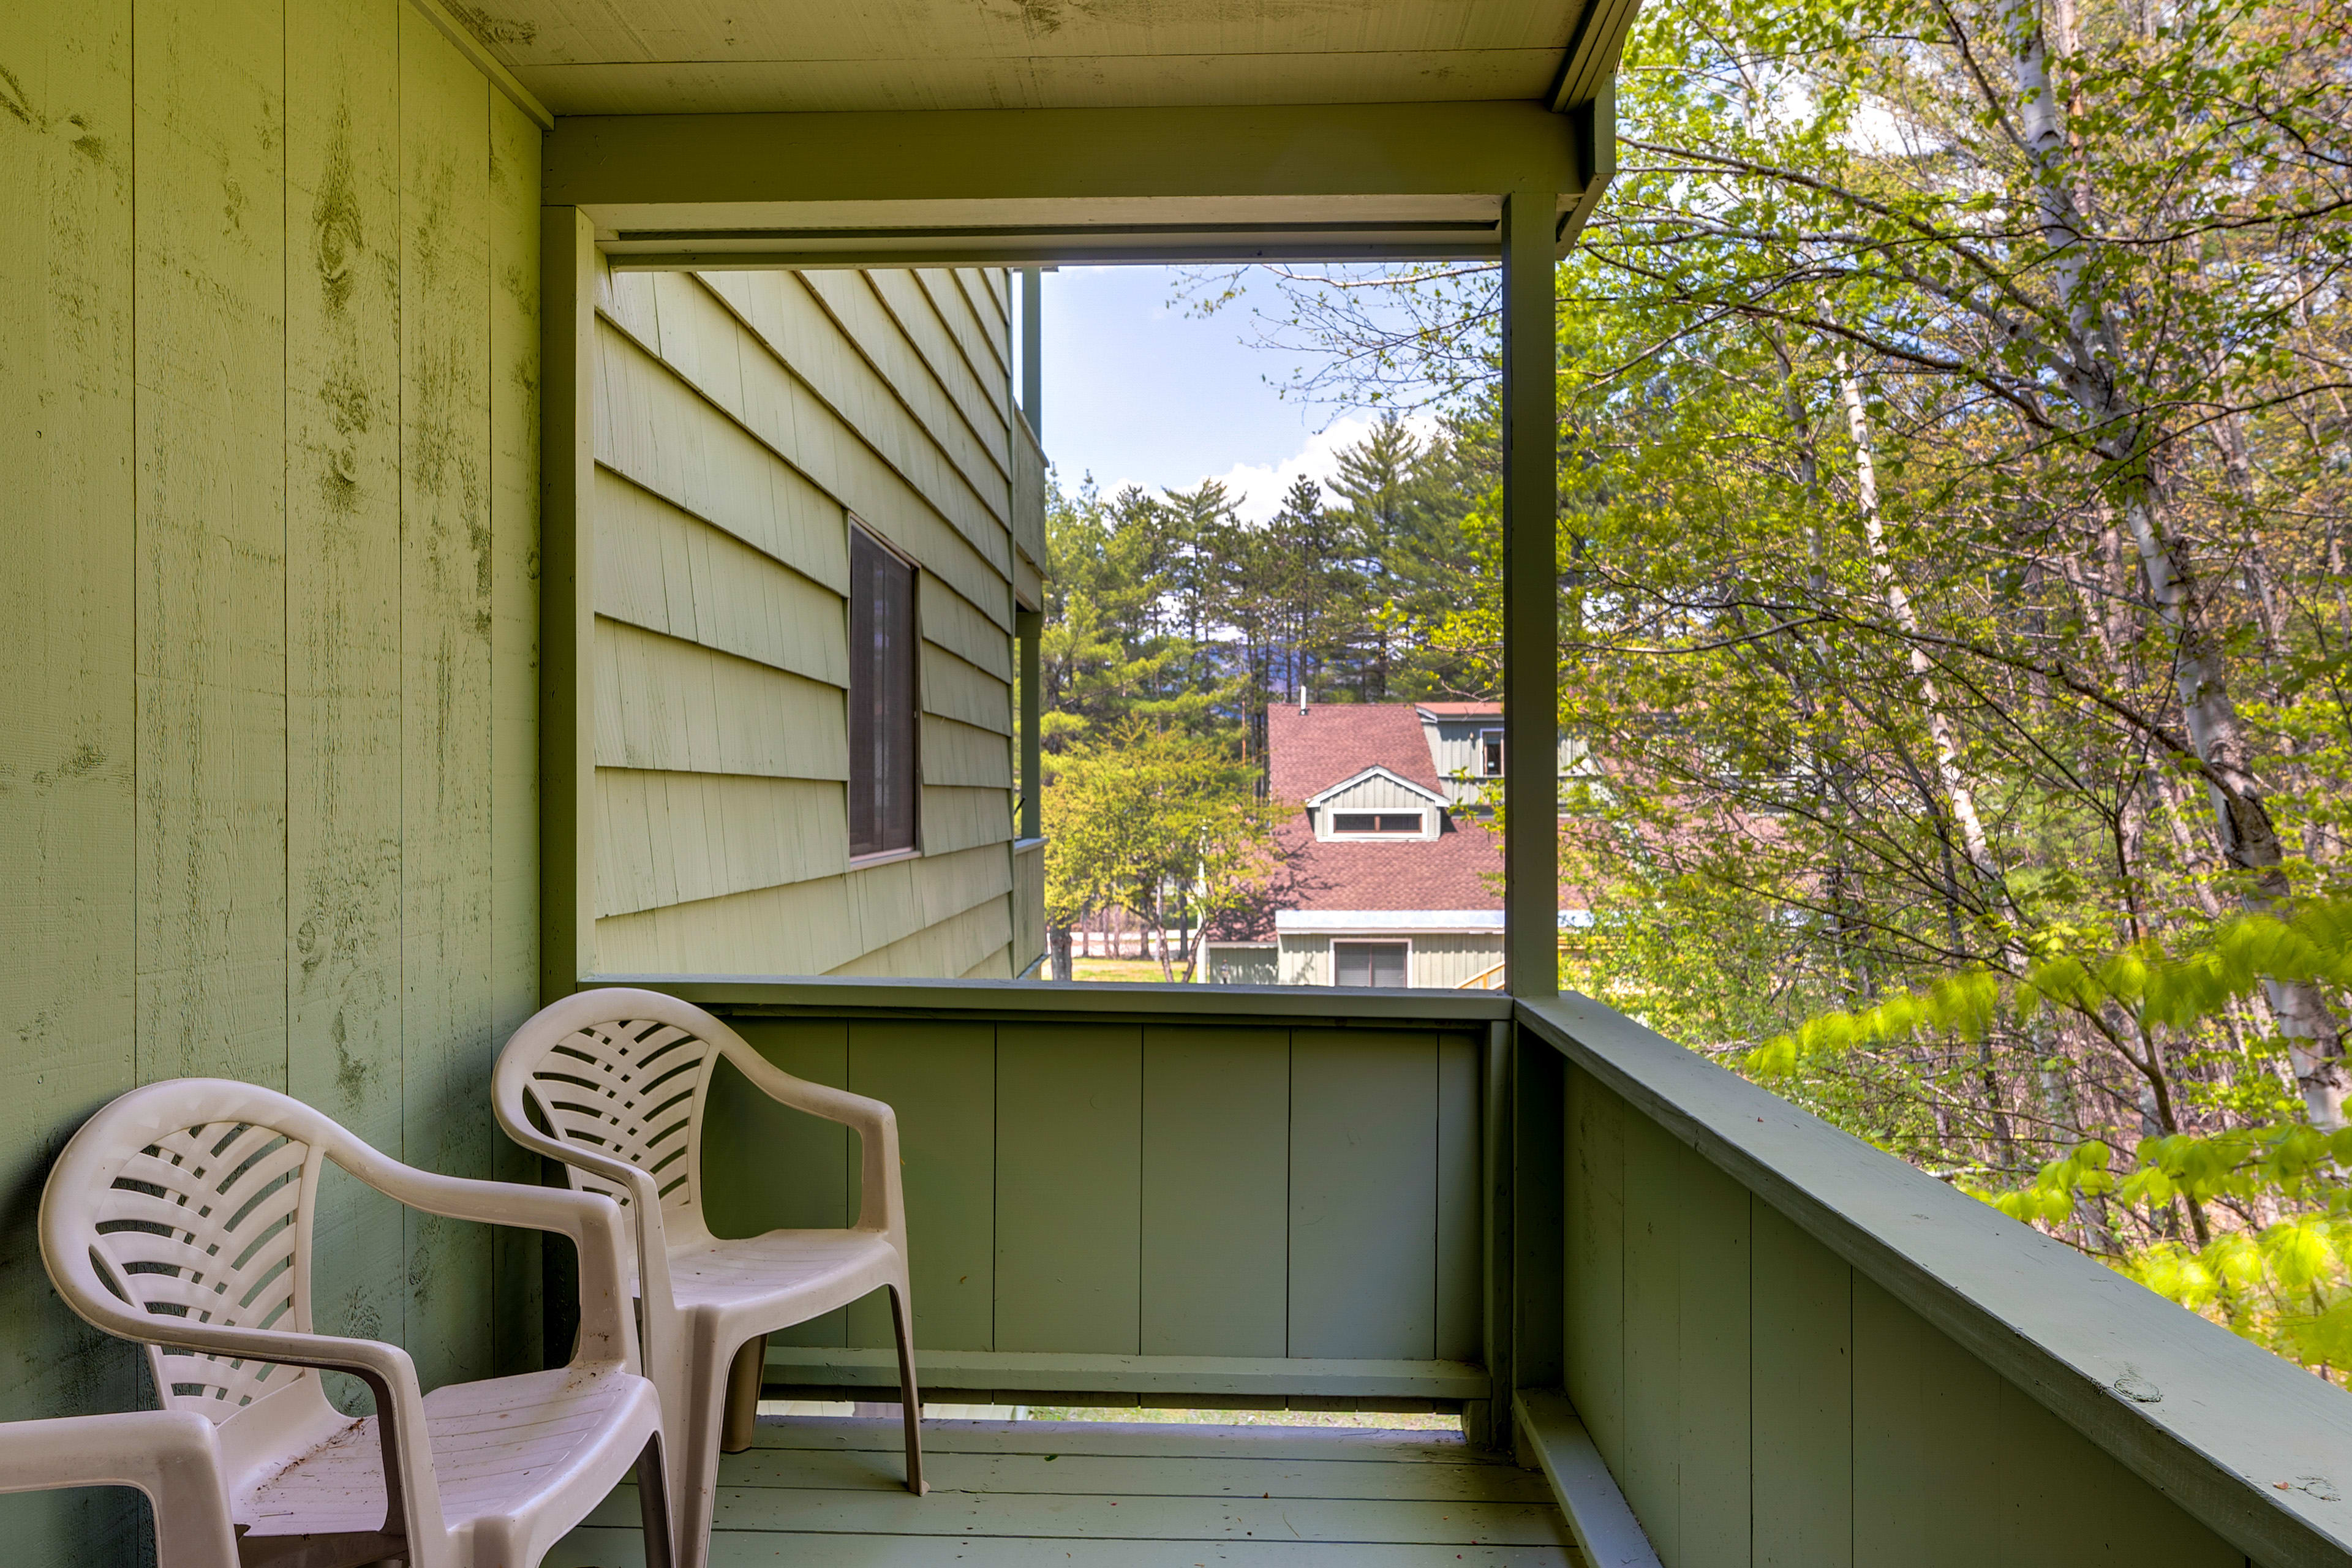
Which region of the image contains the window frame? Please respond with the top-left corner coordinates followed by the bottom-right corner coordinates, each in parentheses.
top-left (1327, 810), bottom-right (1427, 837)
top-left (846, 517), bottom-right (922, 865)
top-left (1478, 727), bottom-right (1505, 777)
top-left (1331, 939), bottom-right (1412, 989)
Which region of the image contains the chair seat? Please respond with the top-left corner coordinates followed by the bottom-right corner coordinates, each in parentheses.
top-left (668, 1229), bottom-right (901, 1322)
top-left (238, 1365), bottom-right (661, 1552)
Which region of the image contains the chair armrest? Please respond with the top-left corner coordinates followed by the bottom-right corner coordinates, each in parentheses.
top-left (487, 1097), bottom-right (673, 1320)
top-left (722, 1044), bottom-right (907, 1238)
top-left (0, 1411), bottom-right (239, 1568)
top-left (87, 1319), bottom-right (442, 1551)
top-left (337, 1147), bottom-right (639, 1373)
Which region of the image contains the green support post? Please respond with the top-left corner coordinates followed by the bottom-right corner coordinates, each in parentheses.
top-left (539, 205), bottom-right (597, 1001)
top-left (1501, 189), bottom-right (1559, 997)
top-left (1020, 267), bottom-right (1044, 439)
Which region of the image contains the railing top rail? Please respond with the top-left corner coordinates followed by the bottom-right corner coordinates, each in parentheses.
top-left (1516, 992), bottom-right (2352, 1568)
top-left (595, 973), bottom-right (1513, 1027)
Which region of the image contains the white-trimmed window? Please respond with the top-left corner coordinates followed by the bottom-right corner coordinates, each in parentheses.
top-left (1329, 811), bottom-right (1423, 836)
top-left (1333, 940), bottom-right (1410, 988)
top-left (1479, 728), bottom-right (1504, 777)
top-left (849, 521), bottom-right (919, 859)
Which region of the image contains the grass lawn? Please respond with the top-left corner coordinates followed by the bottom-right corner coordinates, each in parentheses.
top-left (1067, 957), bottom-right (1178, 983)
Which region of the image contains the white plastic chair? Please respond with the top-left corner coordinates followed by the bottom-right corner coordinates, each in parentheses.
top-left (494, 989), bottom-right (923, 1568)
top-left (40, 1077), bottom-right (676, 1568)
top-left (0, 1409), bottom-right (239, 1568)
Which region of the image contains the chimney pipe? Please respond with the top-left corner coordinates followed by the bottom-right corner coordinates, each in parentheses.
top-left (1297, 685), bottom-right (1308, 715)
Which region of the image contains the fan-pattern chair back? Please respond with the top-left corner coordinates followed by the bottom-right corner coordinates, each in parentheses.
top-left (518, 1017), bottom-right (718, 1231)
top-left (86, 1117), bottom-right (321, 1420)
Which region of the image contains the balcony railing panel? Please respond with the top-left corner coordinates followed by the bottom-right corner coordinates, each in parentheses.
top-left (1518, 992), bottom-right (2352, 1568)
top-left (672, 979), bottom-right (1507, 1412)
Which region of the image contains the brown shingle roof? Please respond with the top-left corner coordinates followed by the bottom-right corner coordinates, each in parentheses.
top-left (1264, 702), bottom-right (1444, 804)
top-left (1267, 816), bottom-right (1504, 913)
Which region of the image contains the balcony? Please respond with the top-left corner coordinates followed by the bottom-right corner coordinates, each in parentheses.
top-left (534, 975), bottom-right (2352, 1567)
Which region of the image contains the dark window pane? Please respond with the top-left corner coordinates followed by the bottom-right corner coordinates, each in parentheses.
top-left (849, 524), bottom-right (918, 857)
top-left (1332, 812), bottom-right (1420, 835)
top-left (1333, 941), bottom-right (1409, 988)
top-left (1480, 729), bottom-right (1504, 777)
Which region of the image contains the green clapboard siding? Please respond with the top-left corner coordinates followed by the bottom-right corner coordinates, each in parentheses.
top-left (0, 1), bottom-right (538, 1557)
top-left (993, 1025), bottom-right (1144, 1354)
top-left (1140, 1028), bottom-right (1291, 1357)
top-left (1288, 1030), bottom-right (1439, 1359)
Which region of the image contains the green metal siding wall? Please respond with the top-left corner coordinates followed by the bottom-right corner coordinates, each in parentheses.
top-left (0, 4), bottom-right (540, 1560)
top-left (701, 1016), bottom-right (1485, 1377)
top-left (1561, 1065), bottom-right (2248, 1568)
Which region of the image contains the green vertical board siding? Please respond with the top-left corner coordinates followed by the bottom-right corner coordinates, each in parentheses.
top-left (1140, 1028), bottom-right (1290, 1357)
top-left (846, 1021), bottom-right (996, 1351)
top-left (135, 0), bottom-right (288, 1090)
top-left (995, 1025), bottom-right (1143, 1354)
top-left (1562, 1065), bottom-right (1626, 1464)
top-left (399, 9), bottom-right (494, 1393)
top-left (1675, 1145), bottom-right (1751, 1568)
top-left (0, 2), bottom-right (529, 1556)
top-left (1288, 1030), bottom-right (1438, 1359)
top-left (284, 0), bottom-right (406, 1408)
top-left (1998, 1373), bottom-right (2242, 1567)
top-left (1750, 1202), bottom-right (1852, 1567)
top-left (486, 89), bottom-right (543, 1378)
top-left (707, 1020), bottom-right (853, 1349)
top-left (1435, 1033), bottom-right (1482, 1363)
top-left (1618, 1108), bottom-right (1683, 1562)
top-left (0, 0), bottom-right (140, 1557)
top-left (1852, 1273), bottom-right (2000, 1568)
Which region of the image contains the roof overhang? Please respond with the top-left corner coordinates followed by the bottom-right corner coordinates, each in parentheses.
top-left (1302, 765), bottom-right (1453, 810)
top-left (543, 99), bottom-right (1610, 266)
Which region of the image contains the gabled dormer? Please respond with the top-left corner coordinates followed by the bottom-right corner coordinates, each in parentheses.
top-left (1302, 766), bottom-right (1451, 842)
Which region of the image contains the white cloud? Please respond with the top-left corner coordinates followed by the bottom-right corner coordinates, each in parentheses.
top-left (1205, 413), bottom-right (1445, 524)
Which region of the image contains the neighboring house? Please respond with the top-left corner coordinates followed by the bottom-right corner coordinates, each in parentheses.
top-left (589, 265), bottom-right (1048, 979)
top-left (1202, 698), bottom-right (1593, 988)
top-left (1202, 701), bottom-right (1506, 987)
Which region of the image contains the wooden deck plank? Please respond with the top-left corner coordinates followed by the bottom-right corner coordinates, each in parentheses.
top-left (552, 1526), bottom-right (1577, 1566)
top-left (557, 1419), bottom-right (1580, 1565)
top-left (698, 1447), bottom-right (1558, 1504)
top-left (586, 1486), bottom-right (1575, 1547)
top-left (747, 1419), bottom-right (1495, 1466)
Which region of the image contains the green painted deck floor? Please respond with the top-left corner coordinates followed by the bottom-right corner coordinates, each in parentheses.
top-left (549, 1417), bottom-right (1581, 1566)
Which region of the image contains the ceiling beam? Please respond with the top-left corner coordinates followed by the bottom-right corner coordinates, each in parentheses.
top-left (544, 100), bottom-right (1593, 261)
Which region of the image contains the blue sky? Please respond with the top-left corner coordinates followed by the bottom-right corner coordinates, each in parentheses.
top-left (1034, 266), bottom-right (1433, 523)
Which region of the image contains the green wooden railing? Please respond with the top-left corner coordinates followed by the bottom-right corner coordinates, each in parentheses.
top-left (660, 978), bottom-right (1509, 1422)
top-left (619, 974), bottom-right (2352, 1567)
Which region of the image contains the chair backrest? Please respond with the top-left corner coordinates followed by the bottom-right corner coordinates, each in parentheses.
top-left (495, 989), bottom-right (747, 1248)
top-left (41, 1080), bottom-right (340, 1423)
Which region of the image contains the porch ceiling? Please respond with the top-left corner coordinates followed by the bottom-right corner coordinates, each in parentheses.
top-left (457, 0), bottom-right (1608, 118)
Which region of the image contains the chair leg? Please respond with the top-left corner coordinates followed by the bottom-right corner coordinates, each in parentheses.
top-left (886, 1283), bottom-right (927, 1496)
top-left (671, 1325), bottom-right (733, 1568)
top-left (637, 1432), bottom-right (677, 1568)
top-left (721, 1333), bottom-right (767, 1454)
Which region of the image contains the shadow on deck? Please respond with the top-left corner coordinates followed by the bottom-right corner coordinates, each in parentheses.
top-left (552, 1417), bottom-right (1578, 1566)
